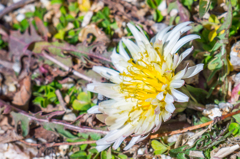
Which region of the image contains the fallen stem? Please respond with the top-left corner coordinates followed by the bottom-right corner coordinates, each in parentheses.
top-left (0, 99), bottom-right (108, 135)
top-left (150, 109), bottom-right (240, 138)
top-left (20, 139), bottom-right (96, 147)
top-left (42, 51), bottom-right (96, 83)
top-left (0, 0), bottom-right (36, 18)
top-left (47, 46), bottom-right (111, 62)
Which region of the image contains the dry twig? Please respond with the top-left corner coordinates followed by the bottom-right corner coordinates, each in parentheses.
top-left (0, 0), bottom-right (36, 18)
top-left (150, 109), bottom-right (240, 138)
top-left (20, 139), bottom-right (96, 147)
top-left (0, 99), bottom-right (108, 135)
top-left (42, 51), bottom-right (95, 83)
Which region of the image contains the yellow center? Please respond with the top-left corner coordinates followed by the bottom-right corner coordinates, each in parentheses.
top-left (119, 49), bottom-right (174, 114)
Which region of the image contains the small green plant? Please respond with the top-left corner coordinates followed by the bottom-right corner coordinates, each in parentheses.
top-left (0, 35), bottom-right (7, 49)
top-left (91, 7), bottom-right (118, 36)
top-left (146, 0), bottom-right (164, 22)
top-left (33, 81), bottom-right (62, 107)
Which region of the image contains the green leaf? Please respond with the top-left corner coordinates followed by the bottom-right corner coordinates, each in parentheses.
top-left (102, 7), bottom-right (110, 16)
top-left (118, 154), bottom-right (128, 159)
top-left (43, 122), bottom-right (77, 138)
top-left (229, 122), bottom-right (240, 135)
top-left (70, 151), bottom-right (87, 158)
top-left (146, 0), bottom-right (157, 8)
top-left (233, 110), bottom-right (240, 124)
top-left (90, 133), bottom-right (101, 140)
top-left (182, 0), bottom-right (194, 9)
top-left (72, 92), bottom-right (91, 111)
top-left (177, 153), bottom-right (187, 159)
top-left (200, 117), bottom-right (211, 123)
top-left (54, 30), bottom-right (66, 40)
top-left (151, 140), bottom-right (168, 155)
top-left (208, 53), bottom-right (223, 70)
top-left (155, 0), bottom-right (162, 6)
top-left (169, 145), bottom-right (188, 157)
top-left (153, 10), bottom-right (164, 22)
top-left (199, 0), bottom-right (211, 18)
top-left (11, 112), bottom-right (30, 137)
top-left (217, 1), bottom-right (232, 34)
top-left (101, 150), bottom-right (111, 159)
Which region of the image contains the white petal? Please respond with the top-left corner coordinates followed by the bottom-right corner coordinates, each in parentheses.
top-left (172, 65), bottom-right (188, 80)
top-left (154, 105), bottom-right (160, 114)
top-left (182, 63), bottom-right (204, 79)
top-left (165, 103), bottom-right (176, 113)
top-left (122, 38), bottom-right (141, 61)
top-left (112, 136), bottom-right (126, 150)
top-left (127, 23), bottom-right (149, 46)
top-left (123, 136), bottom-right (141, 150)
top-left (164, 31), bottom-right (181, 57)
top-left (165, 93), bottom-right (174, 104)
top-left (180, 26), bottom-right (192, 34)
top-left (87, 83), bottom-right (122, 99)
top-left (171, 88), bottom-right (189, 102)
top-left (170, 80), bottom-right (185, 88)
top-left (150, 35), bottom-right (156, 43)
top-left (93, 66), bottom-right (119, 79)
top-left (156, 25), bottom-right (173, 41)
top-left (170, 34), bottom-right (200, 54)
top-left (106, 124), bottom-right (132, 143)
top-left (136, 134), bottom-right (149, 143)
top-left (166, 21), bottom-right (192, 42)
top-left (162, 111), bottom-right (172, 122)
top-left (161, 84), bottom-right (168, 90)
top-left (119, 41), bottom-right (130, 61)
top-left (156, 92), bottom-right (164, 100)
top-left (96, 144), bottom-right (111, 152)
top-left (87, 106), bottom-right (101, 114)
top-left (111, 49), bottom-right (128, 73)
top-left (153, 116), bottom-right (162, 133)
top-left (175, 47), bottom-right (193, 67)
top-left (172, 53), bottom-right (179, 68)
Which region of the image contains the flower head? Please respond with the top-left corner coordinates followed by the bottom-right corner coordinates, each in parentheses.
top-left (87, 21), bottom-right (203, 151)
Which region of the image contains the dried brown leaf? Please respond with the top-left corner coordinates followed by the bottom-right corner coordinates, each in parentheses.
top-left (78, 24), bottom-right (110, 44)
top-left (34, 17), bottom-right (49, 40)
top-left (12, 76), bottom-right (31, 106)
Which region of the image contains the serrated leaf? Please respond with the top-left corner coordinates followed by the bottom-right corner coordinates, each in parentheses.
top-left (11, 112), bottom-right (31, 137)
top-left (43, 122), bottom-right (77, 138)
top-left (217, 1), bottom-right (232, 34)
top-left (177, 153), bottom-right (187, 159)
top-left (233, 109), bottom-right (240, 124)
top-left (90, 132), bottom-right (101, 140)
top-left (199, 0), bottom-right (211, 18)
top-left (169, 145), bottom-right (188, 157)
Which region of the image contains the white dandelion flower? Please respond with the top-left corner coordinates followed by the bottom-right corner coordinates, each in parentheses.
top-left (87, 22), bottom-right (203, 152)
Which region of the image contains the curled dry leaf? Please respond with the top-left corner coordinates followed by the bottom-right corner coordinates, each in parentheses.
top-left (0, 142), bottom-right (38, 158)
top-left (34, 17), bottom-right (49, 40)
top-left (212, 144), bottom-right (240, 158)
top-left (0, 125), bottom-right (23, 144)
top-left (78, 24), bottom-right (110, 44)
top-left (12, 76), bottom-right (31, 107)
top-left (228, 83), bottom-right (240, 104)
top-left (189, 151), bottom-right (204, 158)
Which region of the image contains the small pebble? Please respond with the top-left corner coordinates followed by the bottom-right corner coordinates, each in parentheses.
top-left (16, 13), bottom-right (25, 22)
